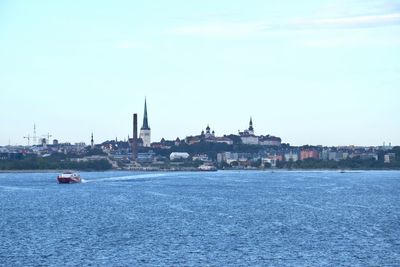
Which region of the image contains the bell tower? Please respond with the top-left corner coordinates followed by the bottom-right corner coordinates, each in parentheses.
top-left (140, 98), bottom-right (151, 147)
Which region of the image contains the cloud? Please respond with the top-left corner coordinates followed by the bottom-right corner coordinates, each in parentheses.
top-left (292, 13), bottom-right (400, 28)
top-left (301, 36), bottom-right (400, 47)
top-left (169, 13), bottom-right (400, 37)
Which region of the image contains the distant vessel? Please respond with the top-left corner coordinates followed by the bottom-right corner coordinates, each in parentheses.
top-left (198, 164), bottom-right (217, 171)
top-left (57, 172), bottom-right (82, 184)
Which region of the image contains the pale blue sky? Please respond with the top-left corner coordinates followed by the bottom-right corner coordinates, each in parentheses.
top-left (1, 0), bottom-right (399, 146)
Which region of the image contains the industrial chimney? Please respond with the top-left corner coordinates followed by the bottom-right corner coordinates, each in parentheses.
top-left (132, 113), bottom-right (138, 161)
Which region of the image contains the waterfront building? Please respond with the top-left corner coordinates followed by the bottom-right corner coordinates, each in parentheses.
top-left (321, 149), bottom-right (329, 161)
top-left (338, 152), bottom-right (349, 160)
top-left (384, 153), bottom-right (396, 163)
top-left (284, 151), bottom-right (299, 162)
top-left (209, 137), bottom-right (234, 145)
top-left (359, 153), bottom-right (378, 161)
top-left (275, 154), bottom-right (284, 162)
top-left (139, 98), bottom-right (151, 147)
top-left (137, 151), bottom-right (156, 163)
top-left (326, 150), bottom-right (349, 161)
top-left (261, 156), bottom-right (277, 167)
top-left (240, 134), bottom-right (259, 145)
top-left (170, 152), bottom-right (190, 160)
top-left (259, 135), bottom-right (282, 146)
top-left (300, 149), bottom-right (319, 160)
top-left (217, 152), bottom-right (239, 164)
top-left (192, 154), bottom-right (211, 162)
top-left (328, 151), bottom-right (338, 161)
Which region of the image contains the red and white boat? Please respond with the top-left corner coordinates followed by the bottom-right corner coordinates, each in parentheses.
top-left (57, 172), bottom-right (82, 184)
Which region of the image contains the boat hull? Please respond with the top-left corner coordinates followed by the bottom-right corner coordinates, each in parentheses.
top-left (57, 176), bottom-right (81, 184)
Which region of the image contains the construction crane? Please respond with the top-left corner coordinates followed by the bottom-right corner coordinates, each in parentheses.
top-left (47, 133), bottom-right (52, 144)
top-left (41, 133), bottom-right (53, 144)
top-left (23, 135), bottom-right (31, 146)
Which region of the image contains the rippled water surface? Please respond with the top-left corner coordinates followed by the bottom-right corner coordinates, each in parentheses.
top-left (0, 170), bottom-right (399, 266)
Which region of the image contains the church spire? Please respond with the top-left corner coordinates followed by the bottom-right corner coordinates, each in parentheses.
top-left (141, 98), bottom-right (150, 130)
top-left (91, 132), bottom-right (94, 149)
top-left (139, 98), bottom-right (151, 147)
top-left (248, 116), bottom-right (254, 135)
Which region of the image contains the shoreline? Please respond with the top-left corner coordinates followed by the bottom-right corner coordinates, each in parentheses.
top-left (1, 168), bottom-right (399, 174)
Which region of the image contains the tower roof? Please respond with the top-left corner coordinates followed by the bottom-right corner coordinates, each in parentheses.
top-left (141, 98), bottom-right (150, 130)
top-left (249, 116), bottom-right (254, 131)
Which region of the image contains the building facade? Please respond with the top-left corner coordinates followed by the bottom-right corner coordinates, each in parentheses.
top-left (300, 149), bottom-right (319, 160)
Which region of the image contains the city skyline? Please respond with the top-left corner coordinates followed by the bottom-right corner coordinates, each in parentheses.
top-left (1, 1), bottom-right (399, 146)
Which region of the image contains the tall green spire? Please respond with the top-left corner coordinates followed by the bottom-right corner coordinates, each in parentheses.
top-left (141, 98), bottom-right (150, 130)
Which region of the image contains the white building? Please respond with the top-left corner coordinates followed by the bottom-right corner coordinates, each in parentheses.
top-left (192, 154), bottom-right (211, 162)
top-left (170, 152), bottom-right (190, 160)
top-left (259, 135), bottom-right (282, 146)
top-left (262, 157), bottom-right (277, 167)
top-left (217, 152), bottom-right (239, 164)
top-left (384, 153), bottom-right (396, 163)
top-left (240, 135), bottom-right (259, 145)
top-left (139, 99), bottom-right (151, 147)
top-left (284, 151), bottom-right (299, 162)
top-left (239, 117), bottom-right (258, 145)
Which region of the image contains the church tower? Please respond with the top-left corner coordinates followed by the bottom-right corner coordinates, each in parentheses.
top-left (91, 133), bottom-right (94, 149)
top-left (248, 117), bottom-right (254, 135)
top-left (140, 98), bottom-right (151, 147)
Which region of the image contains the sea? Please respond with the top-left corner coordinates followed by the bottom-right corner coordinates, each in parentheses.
top-left (0, 170), bottom-right (399, 266)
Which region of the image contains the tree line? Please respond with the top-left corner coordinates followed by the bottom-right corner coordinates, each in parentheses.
top-left (0, 157), bottom-right (112, 171)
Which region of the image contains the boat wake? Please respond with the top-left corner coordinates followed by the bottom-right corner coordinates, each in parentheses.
top-left (83, 173), bottom-right (168, 183)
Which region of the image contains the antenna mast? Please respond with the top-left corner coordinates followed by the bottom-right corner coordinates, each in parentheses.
top-left (33, 124), bottom-right (37, 145)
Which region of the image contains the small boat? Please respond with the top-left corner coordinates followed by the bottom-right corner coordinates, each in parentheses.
top-left (57, 172), bottom-right (82, 184)
top-left (198, 164), bottom-right (217, 171)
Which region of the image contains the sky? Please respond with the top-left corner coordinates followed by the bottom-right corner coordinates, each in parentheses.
top-left (0, 0), bottom-right (399, 146)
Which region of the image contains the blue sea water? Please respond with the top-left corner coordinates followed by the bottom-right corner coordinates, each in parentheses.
top-left (0, 170), bottom-right (399, 266)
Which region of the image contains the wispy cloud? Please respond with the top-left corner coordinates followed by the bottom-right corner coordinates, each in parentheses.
top-left (301, 35), bottom-right (400, 47)
top-left (169, 13), bottom-right (400, 37)
top-left (293, 13), bottom-right (400, 28)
